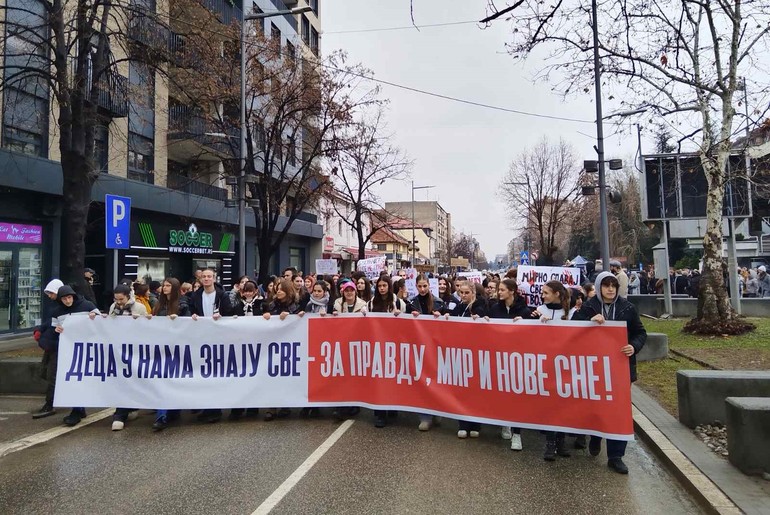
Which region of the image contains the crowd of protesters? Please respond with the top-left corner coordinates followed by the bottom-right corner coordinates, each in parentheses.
top-left (32, 262), bottom-right (646, 475)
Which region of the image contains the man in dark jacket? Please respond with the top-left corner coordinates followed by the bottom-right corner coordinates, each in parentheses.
top-left (32, 279), bottom-right (64, 419)
top-left (572, 271), bottom-right (647, 475)
top-left (189, 269), bottom-right (233, 423)
top-left (51, 285), bottom-right (101, 426)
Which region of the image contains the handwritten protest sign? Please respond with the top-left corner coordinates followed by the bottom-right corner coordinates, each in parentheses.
top-left (516, 265), bottom-right (581, 307)
top-left (315, 259), bottom-right (338, 275)
top-left (357, 256), bottom-right (386, 280)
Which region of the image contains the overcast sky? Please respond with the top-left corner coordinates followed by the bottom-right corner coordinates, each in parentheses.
top-left (322, 0), bottom-right (640, 260)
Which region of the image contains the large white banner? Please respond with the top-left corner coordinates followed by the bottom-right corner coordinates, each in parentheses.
top-left (516, 265), bottom-right (581, 307)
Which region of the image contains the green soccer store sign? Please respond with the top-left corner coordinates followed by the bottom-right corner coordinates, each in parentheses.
top-left (136, 222), bottom-right (234, 255)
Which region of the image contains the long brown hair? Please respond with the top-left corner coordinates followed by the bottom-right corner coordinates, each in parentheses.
top-left (544, 280), bottom-right (570, 320)
top-left (415, 274), bottom-right (434, 313)
top-left (275, 278), bottom-right (298, 306)
top-left (153, 278), bottom-right (181, 316)
top-left (371, 275), bottom-right (396, 312)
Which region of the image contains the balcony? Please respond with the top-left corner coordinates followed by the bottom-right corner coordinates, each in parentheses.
top-left (295, 211), bottom-right (317, 224)
top-left (168, 103), bottom-right (240, 157)
top-left (202, 0), bottom-right (243, 26)
top-left (167, 173), bottom-right (228, 202)
top-left (268, 0), bottom-right (298, 32)
top-left (127, 11), bottom-right (170, 53)
top-left (94, 72), bottom-right (129, 118)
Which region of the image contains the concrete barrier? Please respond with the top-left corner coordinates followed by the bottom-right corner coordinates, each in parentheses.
top-left (637, 332), bottom-right (668, 361)
top-left (627, 294), bottom-right (689, 317)
top-left (0, 358), bottom-right (46, 394)
top-left (627, 295), bottom-right (770, 318)
top-left (677, 370), bottom-right (770, 428)
top-left (726, 397), bottom-right (770, 476)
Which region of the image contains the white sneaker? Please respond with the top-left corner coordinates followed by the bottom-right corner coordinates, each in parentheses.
top-left (510, 433), bottom-right (523, 451)
top-left (111, 420), bottom-right (124, 431)
top-left (469, 430), bottom-right (480, 438)
top-left (457, 430), bottom-right (468, 439)
top-left (418, 420), bottom-right (432, 431)
top-left (501, 426), bottom-right (512, 440)
top-left (126, 411), bottom-right (139, 421)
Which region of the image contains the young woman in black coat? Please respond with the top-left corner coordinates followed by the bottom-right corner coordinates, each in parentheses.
top-left (486, 278), bottom-right (531, 450)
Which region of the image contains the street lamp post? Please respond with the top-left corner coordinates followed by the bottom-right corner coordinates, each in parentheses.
top-left (505, 180), bottom-right (532, 264)
top-left (236, 5), bottom-right (312, 277)
top-left (411, 181), bottom-right (435, 267)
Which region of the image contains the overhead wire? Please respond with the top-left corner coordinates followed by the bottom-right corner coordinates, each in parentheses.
top-left (323, 20), bottom-right (481, 34)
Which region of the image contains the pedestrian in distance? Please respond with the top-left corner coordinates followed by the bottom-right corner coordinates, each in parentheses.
top-left (31, 279), bottom-right (64, 420)
top-left (572, 272), bottom-right (647, 474)
top-left (52, 285), bottom-right (101, 427)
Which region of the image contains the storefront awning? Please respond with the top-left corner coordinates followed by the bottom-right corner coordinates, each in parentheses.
top-left (322, 253), bottom-right (343, 260)
top-left (343, 247), bottom-right (383, 259)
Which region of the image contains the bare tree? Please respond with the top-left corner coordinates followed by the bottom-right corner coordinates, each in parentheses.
top-left (483, 0), bottom-right (769, 333)
top-left (174, 21), bottom-right (381, 279)
top-left (499, 138), bottom-right (579, 265)
top-left (330, 106), bottom-right (411, 260)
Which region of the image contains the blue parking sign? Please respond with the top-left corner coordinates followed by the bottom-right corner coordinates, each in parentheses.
top-left (105, 195), bottom-right (131, 249)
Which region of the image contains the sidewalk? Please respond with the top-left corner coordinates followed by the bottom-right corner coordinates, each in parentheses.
top-left (632, 385), bottom-right (770, 515)
top-left (0, 335), bottom-right (38, 355)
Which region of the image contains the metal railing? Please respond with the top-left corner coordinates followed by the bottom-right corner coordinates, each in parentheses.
top-left (167, 173), bottom-right (228, 201)
top-left (69, 56), bottom-right (129, 118)
top-left (201, 0), bottom-right (243, 25)
top-left (168, 103), bottom-right (240, 156)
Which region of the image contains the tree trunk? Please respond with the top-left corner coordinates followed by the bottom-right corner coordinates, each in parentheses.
top-left (685, 155), bottom-right (754, 335)
top-left (59, 149), bottom-right (94, 297)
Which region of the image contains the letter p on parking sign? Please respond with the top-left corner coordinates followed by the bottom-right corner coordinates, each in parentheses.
top-left (105, 195), bottom-right (131, 249)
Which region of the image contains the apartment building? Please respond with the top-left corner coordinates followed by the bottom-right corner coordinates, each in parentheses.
top-left (384, 201), bottom-right (452, 271)
top-left (0, 0), bottom-right (323, 334)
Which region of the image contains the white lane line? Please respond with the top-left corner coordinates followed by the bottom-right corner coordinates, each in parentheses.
top-left (0, 408), bottom-right (113, 459)
top-left (0, 412), bottom-right (30, 415)
top-left (251, 419), bottom-right (355, 515)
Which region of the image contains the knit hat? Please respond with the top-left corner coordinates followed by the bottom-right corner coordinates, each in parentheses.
top-left (44, 279), bottom-right (64, 294)
top-left (759, 265), bottom-right (767, 273)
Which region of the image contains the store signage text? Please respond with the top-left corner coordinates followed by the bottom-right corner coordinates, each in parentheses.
top-left (0, 222), bottom-right (43, 244)
top-left (169, 224), bottom-right (213, 254)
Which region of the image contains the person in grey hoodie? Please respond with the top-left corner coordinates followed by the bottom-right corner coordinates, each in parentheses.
top-left (572, 271), bottom-right (647, 475)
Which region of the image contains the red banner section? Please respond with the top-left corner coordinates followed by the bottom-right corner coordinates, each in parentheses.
top-left (307, 316), bottom-right (633, 440)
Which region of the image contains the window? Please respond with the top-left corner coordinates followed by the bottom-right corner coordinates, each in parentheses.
top-left (310, 27), bottom-right (319, 56)
top-left (288, 247), bottom-right (304, 272)
top-left (93, 125), bottom-right (109, 173)
top-left (377, 244), bottom-right (387, 251)
top-left (310, 0), bottom-right (319, 16)
top-left (128, 62), bottom-right (155, 138)
top-left (255, 121), bottom-right (266, 151)
top-left (2, 0), bottom-right (49, 157)
top-left (286, 41), bottom-right (296, 63)
top-left (128, 133), bottom-right (154, 183)
top-left (301, 16), bottom-right (310, 45)
top-left (287, 137), bottom-right (296, 166)
top-left (338, 220), bottom-right (342, 235)
top-left (271, 23), bottom-right (281, 45)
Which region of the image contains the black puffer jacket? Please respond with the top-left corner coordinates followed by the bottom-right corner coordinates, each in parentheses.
top-left (571, 272), bottom-right (647, 382)
top-left (488, 296), bottom-right (531, 319)
top-left (409, 294), bottom-right (445, 315)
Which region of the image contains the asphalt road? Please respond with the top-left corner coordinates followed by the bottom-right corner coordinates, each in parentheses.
top-left (0, 395), bottom-right (702, 514)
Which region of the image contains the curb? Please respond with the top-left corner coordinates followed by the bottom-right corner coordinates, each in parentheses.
top-left (669, 348), bottom-right (721, 370)
top-left (632, 405), bottom-right (741, 515)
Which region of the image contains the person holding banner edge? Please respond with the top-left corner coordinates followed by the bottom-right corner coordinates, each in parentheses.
top-left (486, 278), bottom-right (532, 450)
top-left (571, 271), bottom-right (647, 475)
top-left (410, 274), bottom-right (444, 431)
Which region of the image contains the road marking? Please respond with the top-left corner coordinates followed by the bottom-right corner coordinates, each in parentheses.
top-left (0, 412), bottom-right (29, 415)
top-left (251, 419), bottom-right (355, 514)
top-left (0, 409), bottom-right (113, 459)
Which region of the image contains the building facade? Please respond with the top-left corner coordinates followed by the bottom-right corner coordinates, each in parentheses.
top-left (0, 0), bottom-right (323, 334)
top-left (384, 201), bottom-right (452, 271)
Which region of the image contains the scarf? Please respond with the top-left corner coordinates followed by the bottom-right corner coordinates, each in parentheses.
top-left (306, 293), bottom-right (329, 313)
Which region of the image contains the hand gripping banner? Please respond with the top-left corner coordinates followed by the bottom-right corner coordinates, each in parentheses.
top-left (55, 313), bottom-right (634, 440)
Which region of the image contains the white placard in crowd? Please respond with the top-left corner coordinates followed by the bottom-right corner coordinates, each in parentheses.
top-left (429, 278), bottom-right (439, 298)
top-left (315, 259), bottom-right (338, 276)
top-left (357, 256), bottom-right (387, 280)
top-left (458, 271), bottom-right (483, 284)
top-left (516, 265), bottom-right (581, 307)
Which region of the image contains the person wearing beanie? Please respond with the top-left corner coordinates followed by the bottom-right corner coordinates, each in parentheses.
top-left (51, 284), bottom-right (101, 427)
top-left (31, 279), bottom-right (64, 419)
top-left (572, 272), bottom-right (647, 474)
